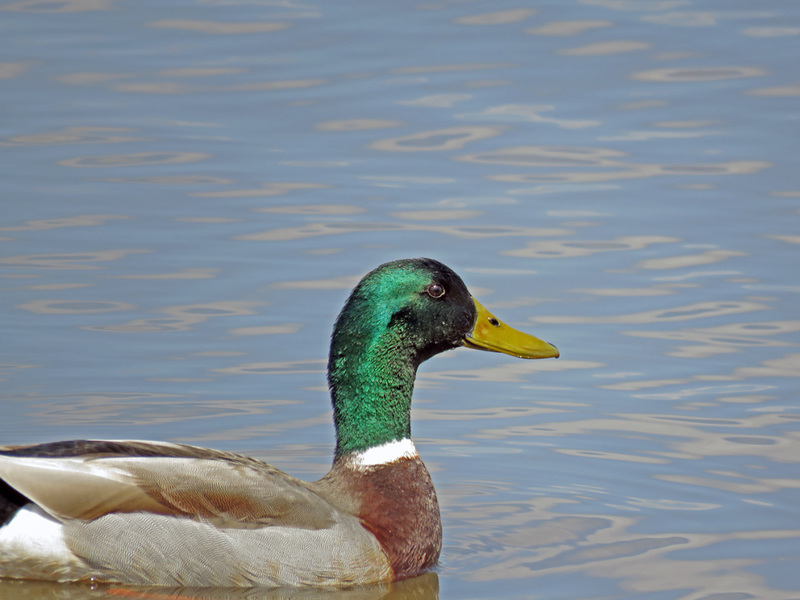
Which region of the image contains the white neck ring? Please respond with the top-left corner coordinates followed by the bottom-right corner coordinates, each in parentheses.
top-left (351, 438), bottom-right (418, 468)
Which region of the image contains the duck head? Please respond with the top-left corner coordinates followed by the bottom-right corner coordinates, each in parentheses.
top-left (328, 258), bottom-right (558, 457)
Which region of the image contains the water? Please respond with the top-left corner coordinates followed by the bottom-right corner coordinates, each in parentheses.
top-left (1, 0), bottom-right (799, 598)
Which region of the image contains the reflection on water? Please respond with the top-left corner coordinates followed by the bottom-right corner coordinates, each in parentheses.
top-left (59, 151), bottom-right (211, 168)
top-left (0, 249), bottom-right (149, 270)
top-left (0, 571), bottom-right (439, 600)
top-left (2, 0), bottom-right (799, 597)
top-left (85, 301), bottom-right (262, 333)
top-left (460, 145), bottom-right (770, 183)
top-left (370, 126), bottom-right (502, 151)
top-left (632, 66), bottom-right (767, 82)
top-left (4, 126), bottom-right (143, 146)
top-left (26, 394), bottom-right (292, 427)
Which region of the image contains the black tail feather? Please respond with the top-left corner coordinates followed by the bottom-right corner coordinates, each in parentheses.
top-left (0, 478), bottom-right (28, 525)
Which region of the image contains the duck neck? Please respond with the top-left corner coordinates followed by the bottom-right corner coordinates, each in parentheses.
top-left (328, 329), bottom-right (418, 458)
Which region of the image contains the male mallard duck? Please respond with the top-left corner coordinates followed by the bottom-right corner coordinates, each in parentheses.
top-left (0, 258), bottom-right (558, 587)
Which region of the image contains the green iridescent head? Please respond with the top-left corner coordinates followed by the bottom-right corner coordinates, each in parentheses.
top-left (327, 258), bottom-right (558, 457)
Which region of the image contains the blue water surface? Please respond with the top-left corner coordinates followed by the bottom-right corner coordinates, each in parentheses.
top-left (2, 0), bottom-right (799, 598)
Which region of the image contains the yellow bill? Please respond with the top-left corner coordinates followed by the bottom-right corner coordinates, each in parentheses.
top-left (463, 298), bottom-right (559, 359)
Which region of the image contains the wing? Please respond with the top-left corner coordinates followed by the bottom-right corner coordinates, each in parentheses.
top-left (0, 440), bottom-right (336, 529)
top-left (0, 441), bottom-right (393, 585)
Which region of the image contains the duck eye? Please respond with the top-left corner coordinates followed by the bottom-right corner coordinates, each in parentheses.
top-left (426, 283), bottom-right (446, 299)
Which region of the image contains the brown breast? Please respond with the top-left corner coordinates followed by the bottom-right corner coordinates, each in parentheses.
top-left (318, 455), bottom-right (442, 579)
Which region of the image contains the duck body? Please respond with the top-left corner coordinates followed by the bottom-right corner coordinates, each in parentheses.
top-left (0, 440), bottom-right (433, 586)
top-left (0, 258), bottom-right (558, 587)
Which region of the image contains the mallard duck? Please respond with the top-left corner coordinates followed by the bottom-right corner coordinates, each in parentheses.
top-left (0, 258), bottom-right (558, 587)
